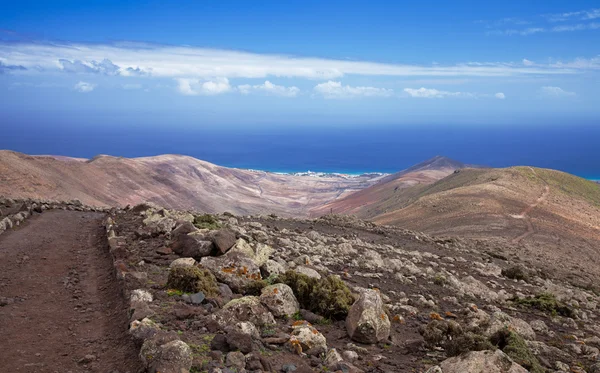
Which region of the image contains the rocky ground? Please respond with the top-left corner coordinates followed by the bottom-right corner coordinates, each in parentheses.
top-left (96, 203), bottom-right (600, 373)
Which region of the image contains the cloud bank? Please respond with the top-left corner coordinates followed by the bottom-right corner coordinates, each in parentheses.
top-left (314, 81), bottom-right (394, 99)
top-left (0, 41), bottom-right (583, 81)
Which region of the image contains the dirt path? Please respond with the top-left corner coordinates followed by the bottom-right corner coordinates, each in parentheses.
top-left (0, 210), bottom-right (141, 373)
top-left (511, 167), bottom-right (550, 243)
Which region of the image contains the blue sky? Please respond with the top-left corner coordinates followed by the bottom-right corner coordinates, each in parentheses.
top-left (1, 0), bottom-right (599, 127)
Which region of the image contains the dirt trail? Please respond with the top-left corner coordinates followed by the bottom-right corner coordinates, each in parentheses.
top-left (511, 167), bottom-right (550, 243)
top-left (0, 210), bottom-right (141, 373)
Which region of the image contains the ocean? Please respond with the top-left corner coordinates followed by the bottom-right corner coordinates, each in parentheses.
top-left (2, 121), bottom-right (600, 179)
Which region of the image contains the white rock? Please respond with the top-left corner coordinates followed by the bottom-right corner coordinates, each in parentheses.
top-left (169, 257), bottom-right (196, 268)
top-left (131, 289), bottom-right (153, 303)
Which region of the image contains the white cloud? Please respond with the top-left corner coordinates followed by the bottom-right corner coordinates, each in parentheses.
top-left (313, 81), bottom-right (394, 99)
top-left (539, 86), bottom-right (576, 97)
top-left (403, 87), bottom-right (505, 99)
top-left (403, 87), bottom-right (470, 98)
top-left (237, 81), bottom-right (300, 97)
top-left (522, 59), bottom-right (534, 66)
top-left (73, 81), bottom-right (96, 93)
top-left (549, 55), bottom-right (600, 69)
top-left (0, 41), bottom-right (583, 80)
top-left (176, 77), bottom-right (232, 96)
top-left (545, 8), bottom-right (600, 22)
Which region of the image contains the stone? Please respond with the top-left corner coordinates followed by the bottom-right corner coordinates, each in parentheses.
top-left (142, 212), bottom-right (177, 236)
top-left (226, 330), bottom-right (254, 353)
top-left (228, 238), bottom-right (273, 267)
top-left (169, 257), bottom-right (196, 268)
top-left (129, 301), bottom-right (155, 322)
top-left (210, 334), bottom-right (230, 353)
top-left (201, 253), bottom-right (262, 293)
top-left (486, 312), bottom-right (536, 341)
top-left (129, 318), bottom-right (160, 344)
top-left (438, 350), bottom-right (528, 373)
top-left (324, 348), bottom-right (343, 367)
top-left (212, 229), bottom-right (238, 255)
top-left (213, 296), bottom-right (276, 327)
top-left (172, 221), bottom-right (197, 238)
top-left (295, 265), bottom-right (321, 279)
top-left (346, 289), bottom-right (390, 344)
top-left (288, 321), bottom-right (327, 356)
top-left (131, 289), bottom-right (153, 303)
top-left (172, 232), bottom-right (214, 260)
top-left (140, 339), bottom-right (193, 373)
top-left (156, 246), bottom-right (173, 255)
top-left (342, 350), bottom-right (359, 362)
top-left (189, 292), bottom-right (205, 305)
top-left (260, 259), bottom-right (286, 278)
top-left (259, 283), bottom-right (300, 318)
top-left (225, 351), bottom-right (246, 371)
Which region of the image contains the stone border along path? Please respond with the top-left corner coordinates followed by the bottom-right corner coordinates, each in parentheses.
top-left (0, 203), bottom-right (142, 372)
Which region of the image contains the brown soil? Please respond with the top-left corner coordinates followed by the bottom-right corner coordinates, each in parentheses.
top-left (0, 210), bottom-right (142, 373)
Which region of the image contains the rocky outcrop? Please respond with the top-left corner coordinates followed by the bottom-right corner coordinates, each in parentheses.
top-left (346, 289), bottom-right (390, 344)
top-left (435, 350), bottom-right (528, 373)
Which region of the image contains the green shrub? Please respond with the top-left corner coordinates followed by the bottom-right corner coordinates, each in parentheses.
top-left (490, 328), bottom-right (544, 373)
top-left (193, 214), bottom-right (221, 230)
top-left (166, 266), bottom-right (219, 296)
top-left (420, 319), bottom-right (493, 357)
top-left (512, 292), bottom-right (574, 317)
top-left (276, 270), bottom-right (355, 320)
top-left (243, 279), bottom-right (269, 296)
top-left (502, 266), bottom-right (529, 281)
top-left (433, 274), bottom-right (447, 286)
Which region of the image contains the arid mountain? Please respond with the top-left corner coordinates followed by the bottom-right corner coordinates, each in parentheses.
top-left (0, 150), bottom-right (385, 216)
top-left (310, 155), bottom-right (467, 217)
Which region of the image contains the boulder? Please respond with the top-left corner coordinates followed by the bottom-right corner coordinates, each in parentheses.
top-left (228, 238), bottom-right (273, 266)
top-left (260, 259), bottom-right (286, 278)
top-left (213, 296), bottom-right (276, 327)
top-left (346, 289), bottom-right (390, 344)
top-left (438, 350), bottom-right (528, 373)
top-left (140, 339), bottom-right (193, 373)
top-left (288, 321), bottom-right (327, 356)
top-left (225, 351), bottom-right (246, 371)
top-left (259, 283), bottom-right (300, 318)
top-left (201, 252), bottom-right (262, 293)
top-left (211, 229), bottom-right (238, 255)
top-left (486, 312), bottom-right (536, 341)
top-left (169, 257), bottom-right (196, 268)
top-left (129, 318), bottom-right (160, 344)
top-left (172, 232), bottom-right (214, 260)
top-left (131, 289), bottom-right (153, 303)
top-left (142, 209), bottom-right (177, 236)
top-left (171, 221), bottom-right (197, 238)
top-left (295, 265), bottom-right (321, 279)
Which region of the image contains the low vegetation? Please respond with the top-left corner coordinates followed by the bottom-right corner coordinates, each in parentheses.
top-left (193, 214), bottom-right (221, 230)
top-left (276, 270), bottom-right (355, 320)
top-left (166, 266), bottom-right (219, 296)
top-left (501, 265), bottom-right (529, 281)
top-left (511, 292), bottom-right (574, 318)
top-left (420, 319), bottom-right (493, 357)
top-left (490, 328), bottom-right (544, 373)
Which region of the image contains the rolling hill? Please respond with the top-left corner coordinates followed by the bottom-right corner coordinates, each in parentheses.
top-left (310, 155), bottom-right (469, 217)
top-left (0, 150), bottom-right (385, 217)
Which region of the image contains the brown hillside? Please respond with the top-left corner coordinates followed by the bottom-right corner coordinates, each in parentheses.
top-left (0, 150), bottom-right (384, 216)
top-left (310, 156), bottom-right (467, 217)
